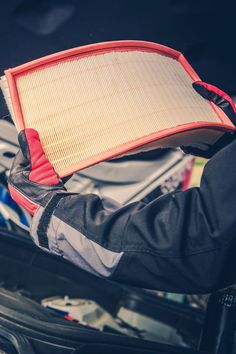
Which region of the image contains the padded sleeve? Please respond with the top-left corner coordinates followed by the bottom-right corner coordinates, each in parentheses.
top-left (31, 139), bottom-right (236, 293)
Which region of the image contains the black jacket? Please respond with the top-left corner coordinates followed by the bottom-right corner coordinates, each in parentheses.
top-left (30, 140), bottom-right (236, 294)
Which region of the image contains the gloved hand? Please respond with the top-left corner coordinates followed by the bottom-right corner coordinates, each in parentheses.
top-left (8, 128), bottom-right (66, 216)
top-left (182, 81), bottom-right (236, 158)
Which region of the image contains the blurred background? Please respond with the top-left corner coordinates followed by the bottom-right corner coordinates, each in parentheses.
top-left (0, 0), bottom-right (236, 120)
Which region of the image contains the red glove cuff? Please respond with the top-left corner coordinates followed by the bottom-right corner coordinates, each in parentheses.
top-left (8, 184), bottom-right (39, 215)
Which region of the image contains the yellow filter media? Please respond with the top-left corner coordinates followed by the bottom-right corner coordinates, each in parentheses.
top-left (8, 50), bottom-right (221, 175)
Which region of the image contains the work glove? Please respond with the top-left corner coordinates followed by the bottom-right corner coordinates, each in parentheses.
top-left (8, 129), bottom-right (66, 216)
top-left (182, 81), bottom-right (236, 158)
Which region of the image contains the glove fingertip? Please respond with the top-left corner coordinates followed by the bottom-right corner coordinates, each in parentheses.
top-left (18, 128), bottom-right (40, 146)
top-left (18, 129), bottom-right (31, 160)
top-left (18, 129), bottom-right (26, 144)
top-left (192, 81), bottom-right (209, 99)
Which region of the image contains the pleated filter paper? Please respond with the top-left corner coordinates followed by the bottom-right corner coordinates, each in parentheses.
top-left (0, 41), bottom-right (233, 177)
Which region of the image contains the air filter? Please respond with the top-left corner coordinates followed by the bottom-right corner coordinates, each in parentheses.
top-left (0, 40), bottom-right (234, 177)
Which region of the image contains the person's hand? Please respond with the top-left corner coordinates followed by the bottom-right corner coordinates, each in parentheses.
top-left (181, 81), bottom-right (236, 158)
top-left (8, 128), bottom-right (66, 215)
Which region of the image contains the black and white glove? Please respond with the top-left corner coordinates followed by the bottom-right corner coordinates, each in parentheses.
top-left (182, 81), bottom-right (236, 158)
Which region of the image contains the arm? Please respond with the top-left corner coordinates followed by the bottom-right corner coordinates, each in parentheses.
top-left (28, 140), bottom-right (236, 293)
top-left (8, 82), bottom-right (236, 294)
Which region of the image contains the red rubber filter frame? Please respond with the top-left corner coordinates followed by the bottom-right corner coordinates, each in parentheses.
top-left (4, 40), bottom-right (235, 177)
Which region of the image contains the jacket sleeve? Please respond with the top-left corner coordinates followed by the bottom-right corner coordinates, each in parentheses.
top-left (30, 140), bottom-right (236, 294)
